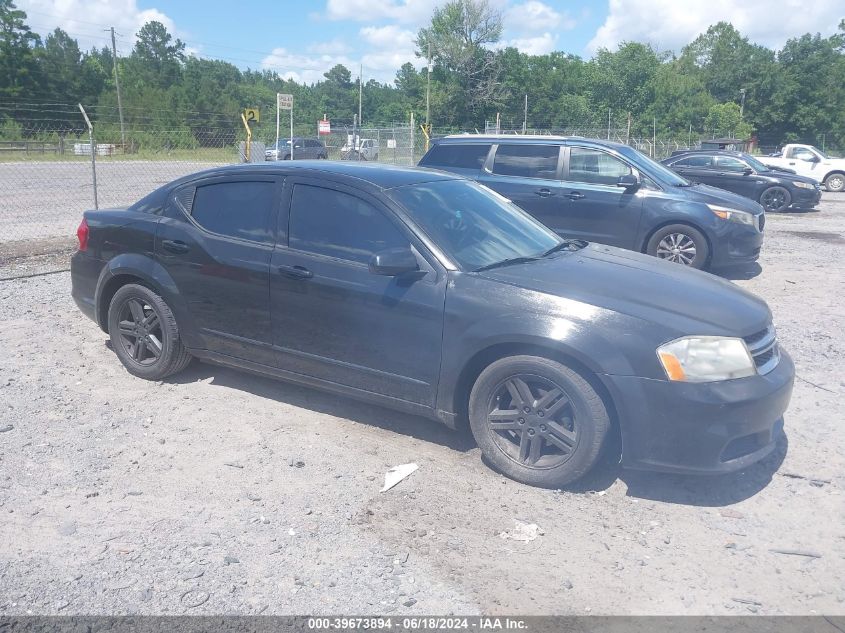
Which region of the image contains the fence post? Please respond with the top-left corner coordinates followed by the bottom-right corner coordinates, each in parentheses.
top-left (78, 104), bottom-right (98, 210)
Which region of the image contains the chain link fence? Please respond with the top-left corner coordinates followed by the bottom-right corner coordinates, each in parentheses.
top-left (0, 108), bottom-right (421, 268)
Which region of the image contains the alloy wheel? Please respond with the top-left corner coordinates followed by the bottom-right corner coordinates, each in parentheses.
top-left (761, 187), bottom-right (789, 211)
top-left (656, 233), bottom-right (697, 265)
top-left (117, 297), bottom-right (163, 366)
top-left (486, 374), bottom-right (579, 469)
top-left (827, 175), bottom-right (844, 192)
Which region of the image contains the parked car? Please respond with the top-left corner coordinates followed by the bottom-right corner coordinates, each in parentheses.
top-left (341, 138), bottom-right (379, 161)
top-left (418, 136), bottom-right (766, 270)
top-left (662, 150), bottom-right (821, 212)
top-left (265, 138), bottom-right (327, 161)
top-left (762, 144), bottom-right (845, 192)
top-left (71, 162), bottom-right (793, 488)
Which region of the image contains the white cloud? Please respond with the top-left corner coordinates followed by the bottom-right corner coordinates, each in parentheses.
top-left (502, 32), bottom-right (558, 55)
top-left (588, 0), bottom-right (845, 53)
top-left (307, 39), bottom-right (353, 55)
top-left (325, 0), bottom-right (443, 24)
top-left (503, 1), bottom-right (573, 33)
top-left (18, 0), bottom-right (182, 52)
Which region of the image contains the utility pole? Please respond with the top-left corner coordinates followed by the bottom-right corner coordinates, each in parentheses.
top-left (522, 94), bottom-right (527, 134)
top-left (358, 64), bottom-right (363, 126)
top-left (739, 88), bottom-right (746, 119)
top-left (108, 27), bottom-right (126, 147)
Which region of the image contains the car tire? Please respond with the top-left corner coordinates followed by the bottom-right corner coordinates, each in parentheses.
top-left (760, 186), bottom-right (791, 212)
top-left (824, 172), bottom-right (845, 192)
top-left (646, 223), bottom-right (709, 269)
top-left (468, 355), bottom-right (609, 488)
top-left (107, 283), bottom-right (192, 381)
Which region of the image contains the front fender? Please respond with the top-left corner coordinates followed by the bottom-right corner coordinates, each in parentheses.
top-left (95, 253), bottom-right (202, 348)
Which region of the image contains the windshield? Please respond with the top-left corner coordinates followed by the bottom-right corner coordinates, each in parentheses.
top-left (387, 179), bottom-right (562, 271)
top-left (616, 145), bottom-right (690, 187)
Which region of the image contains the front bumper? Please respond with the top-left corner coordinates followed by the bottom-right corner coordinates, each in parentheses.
top-left (709, 220), bottom-right (764, 267)
top-left (605, 349), bottom-right (794, 474)
top-left (788, 187), bottom-right (822, 210)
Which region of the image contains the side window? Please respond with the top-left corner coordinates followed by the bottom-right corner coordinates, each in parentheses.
top-left (288, 184), bottom-right (408, 264)
top-left (492, 144), bottom-right (559, 179)
top-left (190, 181), bottom-right (274, 243)
top-left (421, 144), bottom-right (491, 169)
top-left (716, 157), bottom-right (749, 173)
top-left (675, 155), bottom-right (712, 168)
top-left (567, 147), bottom-right (632, 185)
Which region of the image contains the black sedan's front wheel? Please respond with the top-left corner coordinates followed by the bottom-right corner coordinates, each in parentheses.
top-left (760, 186), bottom-right (791, 212)
top-left (646, 224), bottom-right (709, 269)
top-left (468, 356), bottom-right (609, 488)
top-left (107, 284), bottom-right (192, 380)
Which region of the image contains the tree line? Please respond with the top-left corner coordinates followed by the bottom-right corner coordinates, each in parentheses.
top-left (1, 0), bottom-right (844, 149)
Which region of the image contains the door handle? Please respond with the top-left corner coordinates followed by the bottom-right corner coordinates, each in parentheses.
top-left (161, 239), bottom-right (189, 254)
top-left (535, 188), bottom-right (554, 197)
top-left (278, 264), bottom-right (313, 279)
top-left (565, 191), bottom-right (585, 201)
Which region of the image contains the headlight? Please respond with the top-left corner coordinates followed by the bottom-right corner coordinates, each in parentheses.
top-left (657, 336), bottom-right (756, 382)
top-left (707, 204), bottom-right (755, 226)
top-left (792, 181), bottom-right (814, 189)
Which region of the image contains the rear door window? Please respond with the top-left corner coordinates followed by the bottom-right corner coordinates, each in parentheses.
top-left (190, 180), bottom-right (275, 243)
top-left (491, 144), bottom-right (560, 179)
top-left (420, 144), bottom-right (491, 169)
top-left (566, 147), bottom-right (633, 185)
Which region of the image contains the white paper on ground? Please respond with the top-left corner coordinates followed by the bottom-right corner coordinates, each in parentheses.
top-left (380, 463), bottom-right (419, 492)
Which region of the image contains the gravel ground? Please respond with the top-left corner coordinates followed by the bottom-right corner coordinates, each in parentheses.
top-left (0, 195), bottom-right (843, 616)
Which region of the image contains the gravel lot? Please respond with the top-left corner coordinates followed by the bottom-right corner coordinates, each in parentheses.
top-left (1, 194), bottom-right (843, 616)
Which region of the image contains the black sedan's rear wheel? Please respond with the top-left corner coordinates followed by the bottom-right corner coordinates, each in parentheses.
top-left (646, 224), bottom-right (709, 269)
top-left (468, 355), bottom-right (609, 488)
top-left (760, 186), bottom-right (791, 212)
top-left (107, 284), bottom-right (192, 380)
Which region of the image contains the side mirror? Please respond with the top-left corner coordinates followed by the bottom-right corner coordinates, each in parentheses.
top-left (616, 173), bottom-right (640, 189)
top-left (369, 247), bottom-right (420, 276)
top-left (743, 167), bottom-right (754, 175)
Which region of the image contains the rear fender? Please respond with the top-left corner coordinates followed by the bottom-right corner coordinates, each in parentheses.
top-left (95, 253), bottom-right (202, 348)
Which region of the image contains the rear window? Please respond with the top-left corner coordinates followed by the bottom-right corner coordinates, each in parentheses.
top-left (420, 144), bottom-right (491, 169)
top-left (492, 144), bottom-right (559, 179)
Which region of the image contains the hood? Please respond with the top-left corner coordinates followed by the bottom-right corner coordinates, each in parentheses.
top-left (678, 183), bottom-right (765, 214)
top-left (478, 244), bottom-right (771, 338)
top-left (763, 171), bottom-right (818, 185)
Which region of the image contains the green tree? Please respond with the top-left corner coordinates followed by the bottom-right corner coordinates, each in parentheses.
top-left (0, 0), bottom-right (41, 99)
top-left (127, 21), bottom-right (185, 90)
top-left (703, 102), bottom-right (753, 139)
top-left (416, 0), bottom-right (504, 125)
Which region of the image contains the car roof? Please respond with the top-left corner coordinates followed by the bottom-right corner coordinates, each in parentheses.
top-left (435, 134), bottom-right (631, 151)
top-left (163, 161), bottom-right (460, 190)
top-left (667, 149), bottom-right (751, 160)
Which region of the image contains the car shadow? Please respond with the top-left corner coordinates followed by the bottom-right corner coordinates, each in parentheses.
top-left (166, 359), bottom-right (476, 454)
top-left (139, 350), bottom-right (786, 506)
top-left (568, 425), bottom-right (788, 507)
top-left (714, 262), bottom-right (763, 281)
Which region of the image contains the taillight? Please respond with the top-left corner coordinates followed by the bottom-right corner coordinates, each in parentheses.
top-left (76, 218), bottom-right (89, 252)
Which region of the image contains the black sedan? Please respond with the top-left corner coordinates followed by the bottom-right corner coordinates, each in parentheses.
top-left (71, 162), bottom-right (793, 488)
top-left (662, 150), bottom-right (821, 212)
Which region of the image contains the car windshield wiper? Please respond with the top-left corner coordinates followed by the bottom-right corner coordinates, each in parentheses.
top-left (473, 256), bottom-right (540, 272)
top-left (541, 239), bottom-right (588, 257)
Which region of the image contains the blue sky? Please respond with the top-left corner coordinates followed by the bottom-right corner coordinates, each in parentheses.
top-left (17, 0), bottom-right (844, 85)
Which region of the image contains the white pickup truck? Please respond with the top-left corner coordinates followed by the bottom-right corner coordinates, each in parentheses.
top-left (762, 144), bottom-right (845, 192)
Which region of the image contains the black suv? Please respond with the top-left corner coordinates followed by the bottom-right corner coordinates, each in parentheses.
top-left (71, 162), bottom-right (793, 488)
top-left (419, 136), bottom-right (766, 270)
top-left (662, 150), bottom-right (821, 212)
